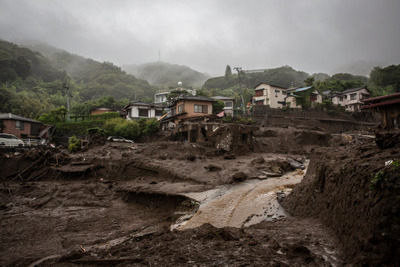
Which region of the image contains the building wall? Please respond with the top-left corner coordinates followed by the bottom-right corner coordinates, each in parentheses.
top-left (1, 120), bottom-right (32, 138)
top-left (155, 92), bottom-right (169, 103)
top-left (172, 100), bottom-right (213, 122)
top-left (285, 96), bottom-right (301, 109)
top-left (342, 88), bottom-right (370, 111)
top-left (253, 84), bottom-right (286, 108)
top-left (128, 106), bottom-right (163, 119)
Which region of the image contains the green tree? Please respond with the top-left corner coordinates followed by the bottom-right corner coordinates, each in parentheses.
top-left (225, 65), bottom-right (232, 80)
top-left (213, 99), bottom-right (225, 114)
top-left (166, 89), bottom-right (190, 103)
top-left (370, 65), bottom-right (400, 93)
top-left (304, 76), bottom-right (315, 86)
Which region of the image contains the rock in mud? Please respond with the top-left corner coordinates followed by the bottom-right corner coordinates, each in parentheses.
top-left (231, 171), bottom-right (248, 182)
top-left (251, 156), bottom-right (265, 165)
top-left (204, 164), bottom-right (222, 172)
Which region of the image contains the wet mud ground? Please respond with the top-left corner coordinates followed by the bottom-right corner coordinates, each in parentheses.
top-left (1, 124), bottom-right (397, 266)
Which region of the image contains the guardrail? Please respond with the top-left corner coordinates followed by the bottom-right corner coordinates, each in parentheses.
top-left (22, 139), bottom-right (45, 146)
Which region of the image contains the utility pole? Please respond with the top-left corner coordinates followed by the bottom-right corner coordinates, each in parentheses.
top-left (234, 67), bottom-right (245, 114)
top-left (63, 83), bottom-right (71, 121)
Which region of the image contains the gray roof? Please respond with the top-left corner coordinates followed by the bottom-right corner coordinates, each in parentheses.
top-left (341, 87), bottom-right (370, 94)
top-left (0, 113), bottom-right (40, 123)
top-left (176, 95), bottom-right (215, 102)
top-left (124, 102), bottom-right (164, 109)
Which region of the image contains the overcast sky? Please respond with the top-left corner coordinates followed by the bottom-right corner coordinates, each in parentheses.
top-left (0, 0), bottom-right (399, 76)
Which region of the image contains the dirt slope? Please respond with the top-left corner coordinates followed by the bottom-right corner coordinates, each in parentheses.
top-left (284, 131), bottom-right (400, 265)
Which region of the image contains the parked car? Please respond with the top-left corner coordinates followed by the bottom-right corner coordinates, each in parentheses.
top-left (107, 136), bottom-right (134, 143)
top-left (0, 133), bottom-right (24, 147)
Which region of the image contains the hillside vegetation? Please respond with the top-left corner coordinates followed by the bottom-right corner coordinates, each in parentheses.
top-left (1, 40), bottom-right (398, 119)
top-left (122, 61), bottom-right (209, 88)
top-left (0, 40), bottom-right (157, 118)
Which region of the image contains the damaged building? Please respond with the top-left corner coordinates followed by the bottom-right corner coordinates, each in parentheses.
top-left (361, 92), bottom-right (400, 129)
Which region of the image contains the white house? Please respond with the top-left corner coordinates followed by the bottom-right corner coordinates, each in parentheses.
top-left (124, 102), bottom-right (164, 120)
top-left (212, 96), bottom-right (235, 116)
top-left (331, 87), bottom-right (371, 112)
top-left (155, 86), bottom-right (197, 104)
top-left (155, 91), bottom-right (169, 104)
top-left (253, 83), bottom-right (287, 108)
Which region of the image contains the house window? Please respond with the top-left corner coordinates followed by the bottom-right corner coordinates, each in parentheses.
top-left (224, 101), bottom-right (233, 108)
top-left (16, 121), bottom-right (24, 130)
top-left (155, 109), bottom-right (163, 116)
top-left (194, 104), bottom-right (208, 113)
top-left (255, 89), bottom-right (264, 97)
top-left (178, 104), bottom-right (183, 113)
top-left (339, 97), bottom-right (343, 101)
top-left (138, 109), bottom-right (149, 117)
top-left (350, 93), bottom-right (357, 100)
top-left (361, 94), bottom-right (370, 100)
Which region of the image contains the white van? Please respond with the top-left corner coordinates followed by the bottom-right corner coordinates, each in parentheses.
top-left (0, 133), bottom-right (24, 147)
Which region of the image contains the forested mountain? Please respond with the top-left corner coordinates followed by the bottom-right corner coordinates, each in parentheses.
top-left (26, 42), bottom-right (157, 101)
top-left (1, 39), bottom-right (398, 119)
top-left (0, 40), bottom-right (157, 118)
top-left (122, 62), bottom-right (209, 88)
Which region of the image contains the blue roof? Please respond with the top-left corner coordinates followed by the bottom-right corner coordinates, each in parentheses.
top-left (293, 86), bottom-right (313, 92)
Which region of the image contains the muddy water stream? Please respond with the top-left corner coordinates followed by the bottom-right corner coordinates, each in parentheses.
top-left (174, 160), bottom-right (309, 230)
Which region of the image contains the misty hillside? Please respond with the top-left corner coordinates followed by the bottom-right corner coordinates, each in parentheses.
top-left (122, 62), bottom-right (210, 88)
top-left (0, 40), bottom-right (157, 118)
top-left (0, 40), bottom-right (66, 83)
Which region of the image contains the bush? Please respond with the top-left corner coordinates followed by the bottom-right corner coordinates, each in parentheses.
top-left (103, 117), bottom-right (126, 136)
top-left (90, 112), bottom-right (121, 120)
top-left (87, 127), bottom-right (106, 136)
top-left (222, 115), bottom-right (233, 123)
top-left (143, 118), bottom-right (159, 134)
top-left (68, 135), bottom-right (81, 152)
top-left (114, 120), bottom-right (141, 140)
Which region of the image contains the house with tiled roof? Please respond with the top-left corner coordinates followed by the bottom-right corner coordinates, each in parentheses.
top-left (124, 102), bottom-right (165, 120)
top-left (331, 87), bottom-right (371, 112)
top-left (252, 83), bottom-right (288, 108)
top-left (0, 113), bottom-right (53, 139)
top-left (165, 95), bottom-right (215, 124)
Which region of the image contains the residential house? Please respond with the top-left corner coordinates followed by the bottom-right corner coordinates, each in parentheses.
top-left (212, 96), bottom-right (235, 116)
top-left (285, 86), bottom-right (323, 108)
top-left (124, 102), bottom-right (164, 120)
top-left (155, 88), bottom-right (197, 104)
top-left (361, 92), bottom-right (400, 129)
top-left (253, 83), bottom-right (287, 108)
top-left (90, 107), bottom-right (118, 115)
top-left (166, 95), bottom-right (215, 124)
top-left (0, 113), bottom-right (53, 139)
top-left (331, 87), bottom-right (371, 112)
top-left (155, 91), bottom-right (169, 104)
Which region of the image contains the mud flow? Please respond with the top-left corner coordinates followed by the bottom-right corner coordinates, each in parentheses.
top-left (1, 120), bottom-right (398, 266)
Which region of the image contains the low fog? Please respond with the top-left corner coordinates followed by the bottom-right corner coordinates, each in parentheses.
top-left (0, 0), bottom-right (399, 76)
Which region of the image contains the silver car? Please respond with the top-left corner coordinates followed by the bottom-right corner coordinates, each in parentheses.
top-left (0, 133), bottom-right (24, 147)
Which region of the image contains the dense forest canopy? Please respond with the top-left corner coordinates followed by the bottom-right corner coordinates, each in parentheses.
top-left (0, 40), bottom-right (398, 119)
